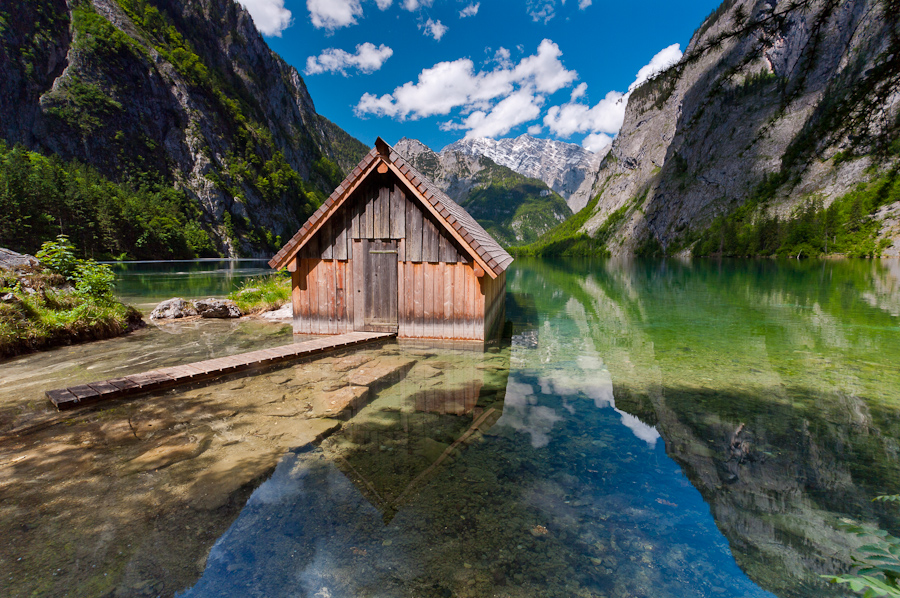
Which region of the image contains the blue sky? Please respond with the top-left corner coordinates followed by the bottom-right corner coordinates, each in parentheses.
top-left (240, 0), bottom-right (722, 152)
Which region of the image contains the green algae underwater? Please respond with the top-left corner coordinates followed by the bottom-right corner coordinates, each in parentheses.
top-left (2, 257), bottom-right (900, 598)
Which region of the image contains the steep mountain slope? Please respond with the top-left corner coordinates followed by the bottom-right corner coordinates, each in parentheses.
top-left (395, 138), bottom-right (572, 247)
top-left (444, 134), bottom-right (607, 213)
top-left (546, 0), bottom-right (900, 258)
top-left (0, 0), bottom-right (368, 258)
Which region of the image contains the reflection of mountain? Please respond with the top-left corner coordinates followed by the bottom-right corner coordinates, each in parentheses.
top-left (507, 258), bottom-right (900, 598)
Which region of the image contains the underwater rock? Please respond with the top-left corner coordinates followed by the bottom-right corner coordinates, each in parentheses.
top-left (313, 386), bottom-right (369, 417)
top-left (332, 353), bottom-right (376, 372)
top-left (347, 356), bottom-right (417, 388)
top-left (412, 364), bottom-right (443, 379)
top-left (122, 432), bottom-right (211, 474)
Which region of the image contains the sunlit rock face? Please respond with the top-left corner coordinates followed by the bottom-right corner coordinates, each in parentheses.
top-left (0, 0), bottom-right (368, 257)
top-left (573, 0), bottom-right (900, 255)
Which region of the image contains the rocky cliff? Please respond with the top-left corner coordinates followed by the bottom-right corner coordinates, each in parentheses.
top-left (0, 0), bottom-right (368, 257)
top-left (394, 137), bottom-right (572, 247)
top-left (444, 134), bottom-right (607, 213)
top-left (561, 0), bottom-right (900, 257)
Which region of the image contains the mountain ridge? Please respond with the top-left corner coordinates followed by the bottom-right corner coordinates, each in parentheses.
top-left (443, 134), bottom-right (608, 213)
top-left (547, 0), bottom-right (900, 258)
top-left (395, 137), bottom-right (572, 247)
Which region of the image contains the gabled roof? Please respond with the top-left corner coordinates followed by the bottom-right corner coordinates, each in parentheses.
top-left (268, 138), bottom-right (513, 278)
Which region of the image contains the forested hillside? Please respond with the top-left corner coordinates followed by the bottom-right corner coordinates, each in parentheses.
top-left (0, 0), bottom-right (368, 259)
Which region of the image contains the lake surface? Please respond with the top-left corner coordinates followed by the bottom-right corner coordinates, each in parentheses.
top-left (2, 258), bottom-right (899, 598)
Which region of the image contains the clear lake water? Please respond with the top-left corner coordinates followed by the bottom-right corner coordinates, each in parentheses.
top-left (2, 257), bottom-right (899, 598)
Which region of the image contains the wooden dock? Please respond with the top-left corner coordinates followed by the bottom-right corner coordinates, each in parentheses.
top-left (46, 331), bottom-right (395, 411)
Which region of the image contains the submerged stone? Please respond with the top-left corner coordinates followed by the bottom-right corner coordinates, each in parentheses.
top-left (312, 386), bottom-right (369, 417)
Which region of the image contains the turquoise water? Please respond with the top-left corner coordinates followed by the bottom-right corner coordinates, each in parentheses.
top-left (3, 257), bottom-right (899, 597)
top-left (176, 257), bottom-right (900, 597)
top-left (107, 259), bottom-right (273, 310)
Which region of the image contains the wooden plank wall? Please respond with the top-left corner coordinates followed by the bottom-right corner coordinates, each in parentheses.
top-left (397, 261), bottom-right (489, 340)
top-left (291, 179), bottom-right (506, 339)
top-left (292, 256), bottom-right (355, 334)
top-left (301, 181), bottom-right (464, 263)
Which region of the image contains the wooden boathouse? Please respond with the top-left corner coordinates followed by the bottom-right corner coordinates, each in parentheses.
top-left (269, 138), bottom-right (512, 341)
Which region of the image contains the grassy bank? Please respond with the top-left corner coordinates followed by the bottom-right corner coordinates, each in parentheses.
top-left (0, 271), bottom-right (143, 359)
top-left (228, 272), bottom-right (291, 314)
top-left (0, 239), bottom-right (143, 359)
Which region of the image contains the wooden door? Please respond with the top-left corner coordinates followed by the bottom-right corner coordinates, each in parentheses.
top-left (362, 239), bottom-right (398, 332)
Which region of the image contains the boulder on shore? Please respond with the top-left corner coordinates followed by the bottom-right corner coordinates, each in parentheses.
top-left (151, 297), bottom-right (242, 319)
top-left (151, 297), bottom-right (243, 319)
top-left (150, 298), bottom-right (198, 319)
top-left (194, 298), bottom-right (242, 318)
top-left (0, 248), bottom-right (39, 272)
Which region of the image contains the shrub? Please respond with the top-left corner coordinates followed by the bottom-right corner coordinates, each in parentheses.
top-left (228, 273), bottom-right (291, 314)
top-left (824, 495), bottom-right (900, 597)
top-left (35, 235), bottom-right (79, 278)
top-left (36, 235), bottom-right (115, 298)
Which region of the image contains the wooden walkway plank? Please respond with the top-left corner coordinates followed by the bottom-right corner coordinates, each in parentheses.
top-left (45, 332), bottom-right (395, 411)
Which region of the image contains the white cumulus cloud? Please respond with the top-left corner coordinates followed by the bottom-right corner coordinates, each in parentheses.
top-left (237, 0), bottom-right (292, 36)
top-left (460, 2), bottom-right (479, 17)
top-left (582, 132), bottom-right (612, 152)
top-left (375, 0), bottom-right (392, 8)
top-left (544, 43), bottom-right (682, 151)
top-left (356, 39), bottom-right (576, 132)
top-left (305, 43), bottom-right (393, 76)
top-left (629, 43), bottom-right (682, 91)
top-left (420, 18), bottom-right (447, 40)
top-left (544, 89), bottom-right (626, 137)
top-left (402, 0), bottom-right (433, 9)
top-left (306, 0), bottom-right (361, 30)
top-left (444, 89), bottom-right (545, 139)
top-left (578, 0), bottom-right (592, 8)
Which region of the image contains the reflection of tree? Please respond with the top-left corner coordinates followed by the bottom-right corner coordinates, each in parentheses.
top-left (509, 257), bottom-right (900, 598)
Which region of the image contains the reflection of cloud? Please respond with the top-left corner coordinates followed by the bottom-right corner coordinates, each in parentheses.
top-left (509, 295), bottom-right (660, 448)
top-left (497, 377), bottom-right (562, 448)
top-left (616, 410), bottom-right (660, 446)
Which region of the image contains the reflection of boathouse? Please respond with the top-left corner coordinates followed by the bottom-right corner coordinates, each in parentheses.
top-left (269, 138), bottom-right (512, 341)
top-left (324, 344), bottom-right (510, 521)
